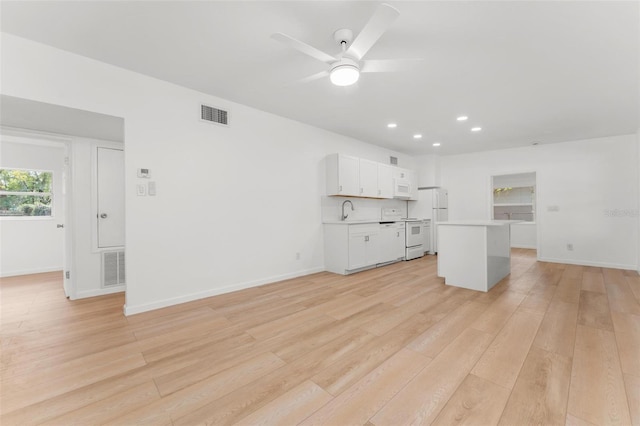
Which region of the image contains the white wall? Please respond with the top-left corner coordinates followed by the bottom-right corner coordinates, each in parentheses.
top-left (440, 135), bottom-right (638, 269)
top-left (0, 139), bottom-right (65, 276)
top-left (1, 34), bottom-right (415, 314)
top-left (414, 154), bottom-right (441, 188)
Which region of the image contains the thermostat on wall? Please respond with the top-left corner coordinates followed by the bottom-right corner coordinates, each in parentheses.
top-left (137, 168), bottom-right (150, 178)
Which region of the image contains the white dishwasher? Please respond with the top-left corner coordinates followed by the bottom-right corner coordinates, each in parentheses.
top-left (379, 221), bottom-right (406, 265)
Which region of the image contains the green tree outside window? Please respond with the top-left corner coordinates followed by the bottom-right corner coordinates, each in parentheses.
top-left (0, 169), bottom-right (53, 217)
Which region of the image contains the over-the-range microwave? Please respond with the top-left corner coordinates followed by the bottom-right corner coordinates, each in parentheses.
top-left (393, 178), bottom-right (411, 199)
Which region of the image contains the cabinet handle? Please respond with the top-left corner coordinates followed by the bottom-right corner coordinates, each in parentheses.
top-left (397, 231), bottom-right (399, 237)
top-left (365, 235), bottom-right (369, 242)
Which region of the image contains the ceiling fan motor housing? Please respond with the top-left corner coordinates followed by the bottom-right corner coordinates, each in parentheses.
top-left (333, 29), bottom-right (354, 46)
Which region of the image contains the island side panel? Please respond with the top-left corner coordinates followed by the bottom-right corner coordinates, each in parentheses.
top-left (437, 224), bottom-right (489, 291)
top-left (486, 224), bottom-right (511, 289)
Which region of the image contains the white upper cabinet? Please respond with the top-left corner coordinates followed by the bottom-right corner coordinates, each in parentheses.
top-left (326, 154), bottom-right (360, 196)
top-left (359, 159), bottom-right (378, 197)
top-left (377, 164), bottom-right (394, 199)
top-left (392, 167), bottom-right (418, 200)
top-left (326, 153), bottom-right (415, 199)
top-left (407, 169), bottom-right (418, 200)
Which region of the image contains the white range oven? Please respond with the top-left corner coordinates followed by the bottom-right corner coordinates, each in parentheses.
top-left (405, 218), bottom-right (428, 260)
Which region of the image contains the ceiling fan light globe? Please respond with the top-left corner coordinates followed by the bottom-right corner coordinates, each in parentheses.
top-left (330, 65), bottom-right (360, 86)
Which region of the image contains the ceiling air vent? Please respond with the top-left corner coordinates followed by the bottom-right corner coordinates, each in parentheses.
top-left (390, 156), bottom-right (398, 166)
top-left (200, 104), bottom-right (229, 126)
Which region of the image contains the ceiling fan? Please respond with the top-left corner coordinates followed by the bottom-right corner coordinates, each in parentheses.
top-left (272, 3), bottom-right (419, 86)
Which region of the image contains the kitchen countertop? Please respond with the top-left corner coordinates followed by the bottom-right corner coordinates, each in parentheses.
top-left (438, 220), bottom-right (523, 226)
top-left (323, 218), bottom-right (431, 225)
top-left (323, 220), bottom-right (382, 225)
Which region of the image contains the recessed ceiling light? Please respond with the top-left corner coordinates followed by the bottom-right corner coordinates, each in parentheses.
top-left (433, 142), bottom-right (441, 147)
top-left (387, 123), bottom-right (397, 128)
top-left (471, 127), bottom-right (482, 132)
top-left (457, 116), bottom-right (468, 121)
top-left (413, 134), bottom-right (422, 139)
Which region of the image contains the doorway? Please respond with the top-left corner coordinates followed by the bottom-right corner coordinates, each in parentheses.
top-left (491, 172), bottom-right (537, 250)
top-left (0, 95), bottom-right (126, 301)
top-left (0, 133), bottom-right (70, 296)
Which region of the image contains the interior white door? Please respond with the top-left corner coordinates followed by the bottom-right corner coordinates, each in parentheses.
top-left (97, 147), bottom-right (124, 248)
top-left (62, 145), bottom-right (72, 297)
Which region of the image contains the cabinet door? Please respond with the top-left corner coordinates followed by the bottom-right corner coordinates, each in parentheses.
top-left (407, 169), bottom-right (419, 200)
top-left (338, 155), bottom-right (360, 196)
top-left (394, 227), bottom-right (406, 259)
top-left (359, 159), bottom-right (378, 197)
top-left (364, 232), bottom-right (380, 265)
top-left (377, 164), bottom-right (394, 199)
top-left (393, 167), bottom-right (408, 180)
top-left (348, 233), bottom-right (368, 270)
top-left (97, 147), bottom-right (125, 248)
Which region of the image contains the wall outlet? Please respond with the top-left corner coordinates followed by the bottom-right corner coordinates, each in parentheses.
top-left (567, 243), bottom-right (573, 251)
top-left (148, 181), bottom-right (156, 196)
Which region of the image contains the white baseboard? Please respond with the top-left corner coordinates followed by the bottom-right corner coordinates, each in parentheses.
top-left (123, 266), bottom-right (325, 316)
top-left (0, 267), bottom-right (62, 278)
top-left (511, 244), bottom-right (537, 249)
top-left (74, 285), bottom-right (125, 300)
top-left (537, 256), bottom-right (636, 271)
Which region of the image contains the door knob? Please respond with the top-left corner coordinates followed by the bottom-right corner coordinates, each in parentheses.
top-left (100, 213), bottom-right (108, 219)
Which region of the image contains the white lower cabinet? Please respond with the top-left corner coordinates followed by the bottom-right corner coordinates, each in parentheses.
top-left (324, 223), bottom-right (380, 274)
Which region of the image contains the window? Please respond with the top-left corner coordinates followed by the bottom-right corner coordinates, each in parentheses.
top-left (0, 169), bottom-right (53, 217)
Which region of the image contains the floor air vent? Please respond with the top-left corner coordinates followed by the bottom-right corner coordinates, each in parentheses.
top-left (201, 104), bottom-right (229, 126)
top-left (102, 250), bottom-right (125, 287)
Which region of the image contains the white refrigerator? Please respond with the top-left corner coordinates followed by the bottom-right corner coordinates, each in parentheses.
top-left (408, 187), bottom-right (448, 253)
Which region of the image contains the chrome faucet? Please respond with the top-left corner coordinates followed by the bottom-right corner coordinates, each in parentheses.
top-left (341, 200), bottom-right (354, 221)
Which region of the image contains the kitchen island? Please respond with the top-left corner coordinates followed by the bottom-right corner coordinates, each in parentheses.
top-left (437, 220), bottom-right (521, 292)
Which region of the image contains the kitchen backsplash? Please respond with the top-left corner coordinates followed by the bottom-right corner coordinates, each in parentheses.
top-left (321, 196), bottom-right (408, 222)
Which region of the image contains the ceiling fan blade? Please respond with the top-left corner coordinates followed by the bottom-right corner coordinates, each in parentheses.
top-left (287, 71), bottom-right (329, 86)
top-left (271, 33), bottom-right (336, 64)
top-left (361, 58), bottom-right (424, 73)
top-left (346, 3), bottom-right (400, 60)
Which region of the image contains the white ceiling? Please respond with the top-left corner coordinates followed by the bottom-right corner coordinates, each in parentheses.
top-left (1, 1), bottom-right (638, 155)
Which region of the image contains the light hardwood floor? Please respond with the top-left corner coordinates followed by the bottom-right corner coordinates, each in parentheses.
top-left (1, 250), bottom-right (639, 425)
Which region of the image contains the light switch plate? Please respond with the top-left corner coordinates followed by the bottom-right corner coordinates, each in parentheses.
top-left (148, 181), bottom-right (156, 196)
top-left (136, 184), bottom-right (146, 196)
